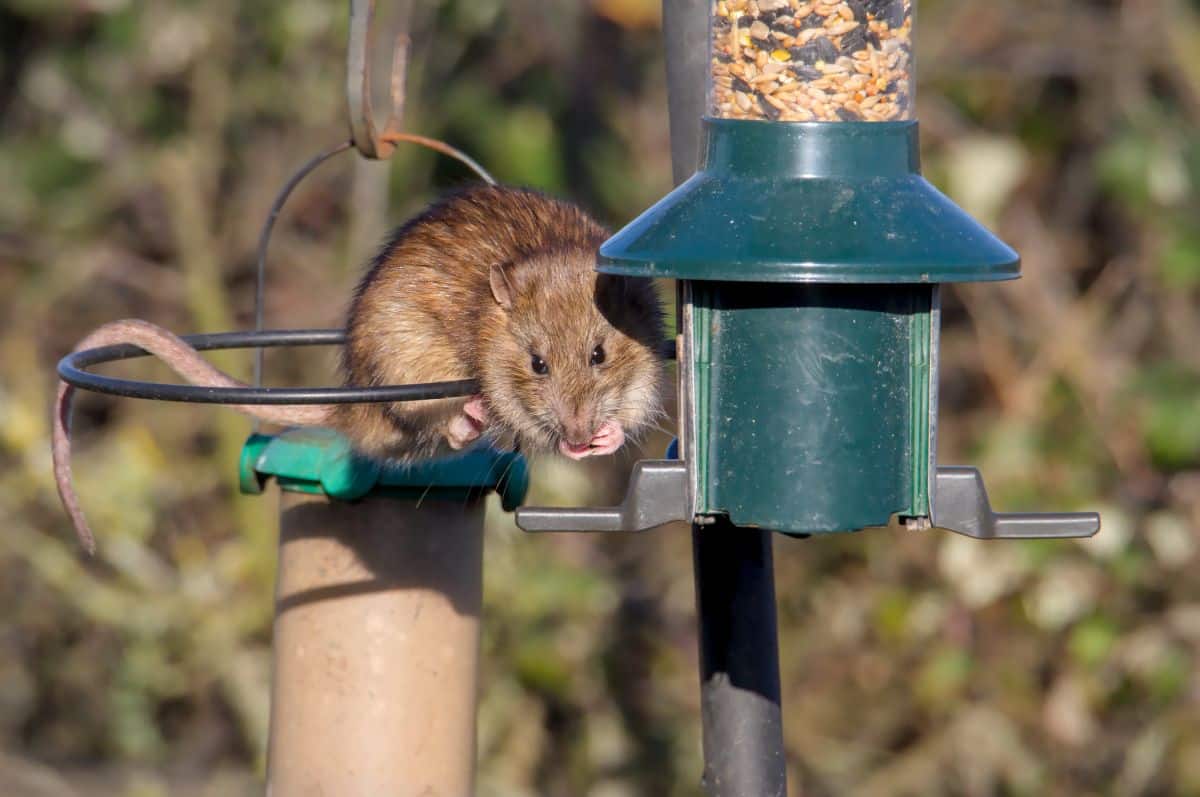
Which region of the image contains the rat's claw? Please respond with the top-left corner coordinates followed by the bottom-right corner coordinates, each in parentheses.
top-left (463, 395), bottom-right (489, 425)
top-left (557, 421), bottom-right (626, 459)
top-left (447, 396), bottom-right (489, 450)
top-left (588, 421), bottom-right (625, 456)
top-left (447, 414), bottom-right (482, 450)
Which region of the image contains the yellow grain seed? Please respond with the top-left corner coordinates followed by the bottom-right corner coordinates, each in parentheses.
top-left (771, 48), bottom-right (792, 61)
top-left (764, 93), bottom-right (788, 110)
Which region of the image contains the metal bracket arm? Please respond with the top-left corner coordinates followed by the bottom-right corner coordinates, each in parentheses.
top-left (514, 461), bottom-right (1100, 539)
top-left (933, 466), bottom-right (1100, 540)
top-left (515, 460), bottom-right (689, 533)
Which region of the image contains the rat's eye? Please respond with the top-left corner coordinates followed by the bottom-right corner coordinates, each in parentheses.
top-left (531, 354), bottom-right (549, 375)
top-left (590, 344), bottom-right (606, 366)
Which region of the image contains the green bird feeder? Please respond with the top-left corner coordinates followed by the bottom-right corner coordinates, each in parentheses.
top-left (517, 0), bottom-right (1099, 541)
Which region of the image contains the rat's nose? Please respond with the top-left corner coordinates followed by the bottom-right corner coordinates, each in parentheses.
top-left (561, 410), bottom-right (596, 447)
top-left (563, 423), bottom-right (594, 447)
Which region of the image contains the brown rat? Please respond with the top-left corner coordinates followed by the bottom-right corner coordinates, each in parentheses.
top-left (54, 184), bottom-right (666, 553)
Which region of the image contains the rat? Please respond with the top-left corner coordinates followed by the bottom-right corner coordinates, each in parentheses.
top-left (54, 184), bottom-right (666, 553)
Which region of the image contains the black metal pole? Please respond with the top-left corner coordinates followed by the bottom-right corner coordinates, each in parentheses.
top-left (693, 521), bottom-right (787, 796)
top-left (662, 1), bottom-right (788, 794)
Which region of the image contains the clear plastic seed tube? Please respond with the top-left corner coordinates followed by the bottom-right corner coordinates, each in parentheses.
top-left (709, 0), bottom-right (914, 122)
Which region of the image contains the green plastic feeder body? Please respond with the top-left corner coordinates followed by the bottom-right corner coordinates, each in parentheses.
top-left (599, 120), bottom-right (1018, 536)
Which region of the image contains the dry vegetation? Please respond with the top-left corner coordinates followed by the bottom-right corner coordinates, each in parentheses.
top-left (1, 0), bottom-right (1199, 794)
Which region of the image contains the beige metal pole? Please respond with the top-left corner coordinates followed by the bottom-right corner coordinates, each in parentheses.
top-left (266, 491), bottom-right (484, 796)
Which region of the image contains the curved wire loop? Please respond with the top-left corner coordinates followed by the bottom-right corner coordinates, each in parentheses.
top-left (252, 141), bottom-right (353, 387)
top-left (59, 329), bottom-right (480, 404)
top-left (250, 136), bottom-right (496, 395)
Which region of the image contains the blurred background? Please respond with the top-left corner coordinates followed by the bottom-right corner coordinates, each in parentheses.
top-left (2, 0), bottom-right (1198, 794)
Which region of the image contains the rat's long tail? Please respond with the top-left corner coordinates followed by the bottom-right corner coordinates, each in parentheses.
top-left (54, 319), bottom-right (334, 553)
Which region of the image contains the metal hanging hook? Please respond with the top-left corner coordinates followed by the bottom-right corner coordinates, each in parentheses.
top-left (347, 0), bottom-right (411, 160)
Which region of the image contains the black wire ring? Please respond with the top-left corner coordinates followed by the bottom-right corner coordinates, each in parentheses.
top-left (58, 329), bottom-right (480, 404)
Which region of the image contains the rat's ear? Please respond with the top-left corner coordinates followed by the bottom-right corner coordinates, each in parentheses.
top-left (489, 262), bottom-right (517, 309)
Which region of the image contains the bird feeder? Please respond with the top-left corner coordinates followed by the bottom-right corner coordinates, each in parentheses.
top-left (517, 0), bottom-right (1100, 541)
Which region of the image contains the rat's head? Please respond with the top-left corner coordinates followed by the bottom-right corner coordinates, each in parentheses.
top-left (479, 248), bottom-right (665, 460)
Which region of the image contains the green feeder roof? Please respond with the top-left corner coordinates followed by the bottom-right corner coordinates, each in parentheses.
top-left (240, 428), bottom-right (528, 511)
top-left (599, 119), bottom-right (1020, 284)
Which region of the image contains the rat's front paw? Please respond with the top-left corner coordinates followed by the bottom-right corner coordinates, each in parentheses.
top-left (587, 421), bottom-right (625, 456)
top-left (558, 421), bottom-right (625, 460)
top-left (447, 395), bottom-right (489, 450)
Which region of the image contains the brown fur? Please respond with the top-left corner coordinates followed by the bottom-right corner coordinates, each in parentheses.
top-left (53, 185), bottom-right (665, 552)
top-left (335, 185), bottom-right (663, 461)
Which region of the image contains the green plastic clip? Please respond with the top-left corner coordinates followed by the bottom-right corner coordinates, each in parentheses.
top-left (239, 427), bottom-right (529, 511)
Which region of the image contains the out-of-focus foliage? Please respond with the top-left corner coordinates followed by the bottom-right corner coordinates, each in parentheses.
top-left (0, 0), bottom-right (1198, 794)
